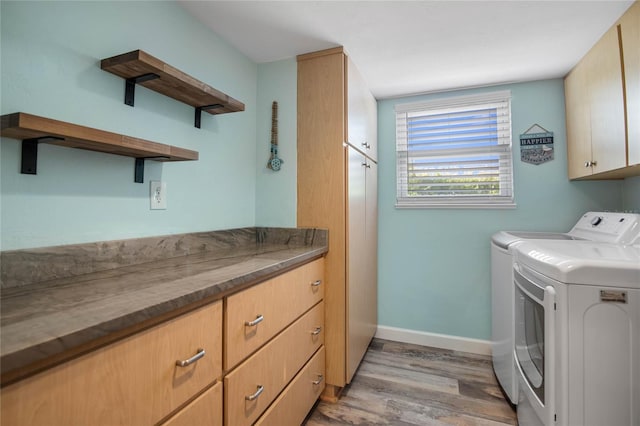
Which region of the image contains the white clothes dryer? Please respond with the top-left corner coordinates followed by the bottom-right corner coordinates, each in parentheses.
top-left (513, 240), bottom-right (640, 426)
top-left (491, 212), bottom-right (640, 404)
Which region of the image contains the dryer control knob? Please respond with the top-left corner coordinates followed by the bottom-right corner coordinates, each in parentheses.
top-left (591, 216), bottom-right (603, 226)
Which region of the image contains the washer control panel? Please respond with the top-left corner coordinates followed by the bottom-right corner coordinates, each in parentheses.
top-left (570, 212), bottom-right (640, 244)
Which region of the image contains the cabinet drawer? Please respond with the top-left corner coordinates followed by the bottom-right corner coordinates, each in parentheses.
top-left (162, 381), bottom-right (222, 426)
top-left (224, 301), bottom-right (324, 426)
top-left (255, 346), bottom-right (325, 426)
top-left (1, 301), bottom-right (222, 426)
top-left (225, 258), bottom-right (324, 368)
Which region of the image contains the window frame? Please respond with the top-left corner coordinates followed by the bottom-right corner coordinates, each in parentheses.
top-left (395, 90), bottom-right (515, 209)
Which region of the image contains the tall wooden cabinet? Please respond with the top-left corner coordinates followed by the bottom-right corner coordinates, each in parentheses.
top-left (297, 47), bottom-right (378, 398)
top-left (564, 1), bottom-right (640, 179)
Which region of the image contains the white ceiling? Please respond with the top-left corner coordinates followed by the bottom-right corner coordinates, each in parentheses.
top-left (179, 0), bottom-right (634, 99)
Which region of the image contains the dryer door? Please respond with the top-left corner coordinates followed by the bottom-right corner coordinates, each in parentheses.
top-left (514, 263), bottom-right (556, 426)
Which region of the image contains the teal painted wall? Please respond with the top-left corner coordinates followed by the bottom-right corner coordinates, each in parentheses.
top-left (377, 79), bottom-right (623, 340)
top-left (1, 1), bottom-right (258, 250)
top-left (1, 1), bottom-right (633, 341)
top-left (255, 59), bottom-right (297, 227)
top-left (623, 176), bottom-right (640, 211)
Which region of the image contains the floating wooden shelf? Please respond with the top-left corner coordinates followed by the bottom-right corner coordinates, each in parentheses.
top-left (100, 50), bottom-right (245, 128)
top-left (0, 112), bottom-right (199, 183)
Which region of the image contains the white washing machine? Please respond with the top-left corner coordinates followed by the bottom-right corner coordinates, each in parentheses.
top-left (513, 239), bottom-right (640, 426)
top-left (491, 212), bottom-right (640, 404)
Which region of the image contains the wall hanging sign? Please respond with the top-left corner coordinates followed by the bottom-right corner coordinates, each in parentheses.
top-left (520, 124), bottom-right (554, 165)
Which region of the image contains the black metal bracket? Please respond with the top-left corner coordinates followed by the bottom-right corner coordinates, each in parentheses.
top-left (125, 73), bottom-right (160, 107)
top-left (194, 104), bottom-right (224, 128)
top-left (134, 156), bottom-right (170, 183)
top-left (21, 137), bottom-right (65, 175)
top-left (134, 158), bottom-right (145, 183)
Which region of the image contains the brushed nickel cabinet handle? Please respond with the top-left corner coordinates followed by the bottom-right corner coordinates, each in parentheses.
top-left (311, 280), bottom-right (322, 287)
top-left (245, 385), bottom-right (264, 401)
top-left (311, 326), bottom-right (322, 336)
top-left (175, 348), bottom-right (205, 367)
top-left (312, 374), bottom-right (324, 385)
top-left (585, 161), bottom-right (591, 167)
top-left (245, 314), bottom-right (264, 327)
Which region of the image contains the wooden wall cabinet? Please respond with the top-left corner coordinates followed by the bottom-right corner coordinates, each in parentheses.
top-left (564, 1), bottom-right (640, 179)
top-left (620, 2), bottom-right (640, 166)
top-left (297, 47), bottom-right (378, 398)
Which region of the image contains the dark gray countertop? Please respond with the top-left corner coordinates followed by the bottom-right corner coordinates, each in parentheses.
top-left (0, 227), bottom-right (327, 383)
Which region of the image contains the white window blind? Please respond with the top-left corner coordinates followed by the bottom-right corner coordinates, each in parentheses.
top-left (395, 90), bottom-right (514, 208)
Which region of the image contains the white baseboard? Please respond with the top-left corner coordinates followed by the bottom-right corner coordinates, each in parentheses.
top-left (375, 325), bottom-right (492, 356)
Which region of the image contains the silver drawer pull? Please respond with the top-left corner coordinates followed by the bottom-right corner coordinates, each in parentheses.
top-left (312, 374), bottom-right (324, 385)
top-left (175, 348), bottom-right (205, 367)
top-left (311, 280), bottom-right (322, 287)
top-left (311, 326), bottom-right (322, 336)
top-left (245, 385), bottom-right (264, 401)
top-left (245, 315), bottom-right (264, 327)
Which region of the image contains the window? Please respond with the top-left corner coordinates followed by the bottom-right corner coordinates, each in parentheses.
top-left (395, 90), bottom-right (514, 208)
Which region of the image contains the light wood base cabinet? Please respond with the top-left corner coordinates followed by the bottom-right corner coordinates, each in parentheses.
top-left (162, 382), bottom-right (223, 426)
top-left (225, 258), bottom-right (324, 369)
top-left (255, 347), bottom-right (326, 426)
top-left (224, 302), bottom-right (324, 426)
top-left (1, 258), bottom-right (327, 426)
top-left (1, 302), bottom-right (223, 426)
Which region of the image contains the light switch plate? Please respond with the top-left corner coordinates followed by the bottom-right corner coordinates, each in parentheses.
top-left (150, 181), bottom-right (167, 210)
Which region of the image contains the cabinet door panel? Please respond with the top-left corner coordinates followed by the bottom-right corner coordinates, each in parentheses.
top-left (588, 25), bottom-right (626, 174)
top-left (565, 59), bottom-right (592, 179)
top-left (346, 147), bottom-right (377, 383)
top-left (347, 56), bottom-right (378, 161)
top-left (225, 258), bottom-right (324, 369)
top-left (620, 2), bottom-right (640, 165)
top-left (1, 302), bottom-right (222, 426)
top-left (254, 347), bottom-right (325, 426)
top-left (162, 382), bottom-right (222, 426)
top-left (224, 302), bottom-right (324, 426)
top-left (365, 161), bottom-right (378, 344)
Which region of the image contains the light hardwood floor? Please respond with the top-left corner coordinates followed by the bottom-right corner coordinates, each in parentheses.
top-left (305, 339), bottom-right (517, 425)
